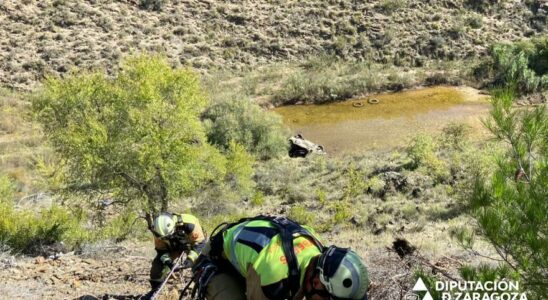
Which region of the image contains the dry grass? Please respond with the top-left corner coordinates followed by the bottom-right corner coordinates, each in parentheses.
top-left (0, 89), bottom-right (48, 196)
top-left (202, 56), bottom-right (490, 108)
top-left (0, 0), bottom-right (542, 91)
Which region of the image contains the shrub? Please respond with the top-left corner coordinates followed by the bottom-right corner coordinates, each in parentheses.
top-left (490, 37), bottom-right (548, 94)
top-left (250, 191), bottom-right (265, 207)
top-left (0, 174), bottom-right (143, 254)
top-left (406, 134), bottom-right (448, 180)
top-left (139, 0), bottom-right (167, 11)
top-left (365, 176), bottom-right (385, 196)
top-left (333, 201), bottom-right (351, 224)
top-left (465, 0), bottom-right (499, 13)
top-left (33, 54), bottom-right (225, 214)
top-left (224, 141), bottom-right (255, 197)
top-left (203, 99), bottom-right (288, 160)
top-left (0, 175), bottom-right (14, 201)
top-left (275, 67), bottom-right (356, 104)
top-left (315, 189), bottom-right (327, 207)
top-left (378, 0), bottom-right (405, 15)
top-left (288, 204), bottom-right (315, 225)
top-left (466, 15), bottom-right (483, 29)
top-left (439, 123), bottom-right (471, 151)
top-left (413, 269), bottom-right (444, 300)
top-left (0, 199), bottom-right (84, 255)
top-left (343, 164), bottom-right (367, 198)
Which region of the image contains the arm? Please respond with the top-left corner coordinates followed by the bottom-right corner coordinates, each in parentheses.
top-left (179, 221), bottom-right (206, 263)
top-left (154, 237), bottom-right (175, 267)
top-left (246, 265), bottom-right (271, 300)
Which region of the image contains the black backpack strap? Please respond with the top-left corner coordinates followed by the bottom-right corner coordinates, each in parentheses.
top-left (257, 215), bottom-right (324, 298)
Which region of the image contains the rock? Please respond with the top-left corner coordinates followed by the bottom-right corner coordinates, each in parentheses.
top-left (379, 171), bottom-right (407, 194)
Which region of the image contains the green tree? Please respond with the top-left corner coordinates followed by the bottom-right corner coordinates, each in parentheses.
top-left (464, 88), bottom-right (547, 298)
top-left (202, 99), bottom-right (288, 160)
top-left (33, 55), bottom-right (226, 214)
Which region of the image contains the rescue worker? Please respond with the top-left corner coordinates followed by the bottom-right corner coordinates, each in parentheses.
top-left (192, 215), bottom-right (369, 300)
top-left (144, 212), bottom-right (206, 299)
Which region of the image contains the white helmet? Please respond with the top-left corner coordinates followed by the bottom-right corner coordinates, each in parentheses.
top-left (317, 246), bottom-right (369, 300)
top-left (152, 213), bottom-right (176, 238)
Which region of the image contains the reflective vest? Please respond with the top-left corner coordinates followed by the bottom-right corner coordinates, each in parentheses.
top-left (221, 219), bottom-right (323, 299)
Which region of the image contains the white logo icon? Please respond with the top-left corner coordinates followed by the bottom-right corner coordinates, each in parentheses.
top-left (412, 278), bottom-right (434, 300)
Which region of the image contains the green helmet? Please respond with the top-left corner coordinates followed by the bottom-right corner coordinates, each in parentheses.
top-left (317, 246), bottom-right (369, 300)
top-left (152, 213), bottom-right (176, 238)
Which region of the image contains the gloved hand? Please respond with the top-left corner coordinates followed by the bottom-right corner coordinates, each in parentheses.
top-left (160, 253), bottom-right (173, 268)
top-left (165, 260), bottom-right (183, 272)
top-left (181, 258), bottom-right (193, 269)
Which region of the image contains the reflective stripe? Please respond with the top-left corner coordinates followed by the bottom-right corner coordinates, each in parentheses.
top-left (188, 250), bottom-right (199, 262)
top-left (236, 226), bottom-right (278, 253)
top-left (343, 259), bottom-right (360, 298)
top-left (229, 223), bottom-right (246, 273)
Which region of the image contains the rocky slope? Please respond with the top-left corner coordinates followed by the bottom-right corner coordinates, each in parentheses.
top-left (0, 239), bottom-right (468, 299)
top-left (1, 0), bottom-right (546, 90)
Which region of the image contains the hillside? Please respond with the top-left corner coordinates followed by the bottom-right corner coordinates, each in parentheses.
top-left (1, 0), bottom-right (546, 90)
top-left (0, 1), bottom-right (546, 300)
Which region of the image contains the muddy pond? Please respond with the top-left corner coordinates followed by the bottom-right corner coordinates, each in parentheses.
top-left (273, 86), bottom-right (491, 154)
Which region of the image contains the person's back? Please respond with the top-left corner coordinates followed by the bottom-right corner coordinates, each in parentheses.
top-left (194, 215), bottom-right (369, 300)
top-left (221, 219), bottom-right (323, 299)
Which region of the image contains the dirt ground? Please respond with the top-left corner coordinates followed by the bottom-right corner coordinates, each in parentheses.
top-left (0, 236), bottom-right (472, 300)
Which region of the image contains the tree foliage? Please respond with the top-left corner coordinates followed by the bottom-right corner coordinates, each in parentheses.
top-left (224, 140), bottom-right (255, 196)
top-left (33, 55), bottom-right (226, 213)
top-left (202, 99), bottom-right (288, 160)
top-left (465, 88), bottom-right (547, 298)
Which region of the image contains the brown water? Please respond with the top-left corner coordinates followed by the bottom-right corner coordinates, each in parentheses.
top-left (273, 86), bottom-right (491, 154)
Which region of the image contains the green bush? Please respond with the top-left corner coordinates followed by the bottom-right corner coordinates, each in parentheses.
top-left (315, 189), bottom-right (327, 207)
top-left (288, 204), bottom-right (315, 225)
top-left (365, 176), bottom-right (385, 196)
top-left (250, 191), bottom-right (265, 207)
top-left (275, 70), bottom-right (355, 105)
top-left (489, 37), bottom-right (548, 94)
top-left (333, 201), bottom-right (351, 224)
top-left (439, 123), bottom-right (471, 151)
top-left (406, 134), bottom-right (448, 180)
top-left (0, 175), bottom-right (143, 254)
top-left (343, 164), bottom-right (367, 198)
top-left (0, 175), bottom-right (14, 202)
top-left (203, 99), bottom-right (288, 160)
top-left (459, 264), bottom-right (519, 285)
top-left (33, 54), bottom-right (225, 213)
top-left (224, 140), bottom-right (255, 196)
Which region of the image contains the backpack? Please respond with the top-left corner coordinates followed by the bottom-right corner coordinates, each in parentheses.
top-left (208, 215), bottom-right (324, 298)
